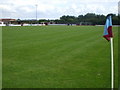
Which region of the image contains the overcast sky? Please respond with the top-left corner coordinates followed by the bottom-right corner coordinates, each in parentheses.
top-left (0, 0), bottom-right (119, 19)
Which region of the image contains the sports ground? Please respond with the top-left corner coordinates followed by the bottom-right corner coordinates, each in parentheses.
top-left (2, 26), bottom-right (118, 88)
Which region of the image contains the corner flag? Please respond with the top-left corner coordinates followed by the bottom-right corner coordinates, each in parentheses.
top-left (103, 14), bottom-right (114, 90)
top-left (103, 15), bottom-right (113, 41)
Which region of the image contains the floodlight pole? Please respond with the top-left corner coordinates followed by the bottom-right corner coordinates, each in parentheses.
top-left (35, 4), bottom-right (38, 21)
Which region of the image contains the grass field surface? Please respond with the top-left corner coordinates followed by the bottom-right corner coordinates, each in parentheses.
top-left (2, 26), bottom-right (118, 88)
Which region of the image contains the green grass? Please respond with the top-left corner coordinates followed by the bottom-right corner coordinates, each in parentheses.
top-left (2, 26), bottom-right (118, 88)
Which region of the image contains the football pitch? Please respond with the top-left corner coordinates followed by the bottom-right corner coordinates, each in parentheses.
top-left (2, 26), bottom-right (118, 88)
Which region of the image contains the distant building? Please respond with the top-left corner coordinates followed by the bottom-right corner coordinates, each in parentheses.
top-left (0, 18), bottom-right (16, 26)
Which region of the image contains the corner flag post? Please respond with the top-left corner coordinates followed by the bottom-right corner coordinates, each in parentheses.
top-left (103, 14), bottom-right (114, 90)
top-left (110, 37), bottom-right (114, 90)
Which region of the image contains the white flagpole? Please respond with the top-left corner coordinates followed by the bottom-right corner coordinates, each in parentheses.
top-left (110, 37), bottom-right (114, 90)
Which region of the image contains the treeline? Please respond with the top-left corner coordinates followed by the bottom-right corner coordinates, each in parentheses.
top-left (16, 13), bottom-right (120, 25)
top-left (57, 13), bottom-right (119, 25)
